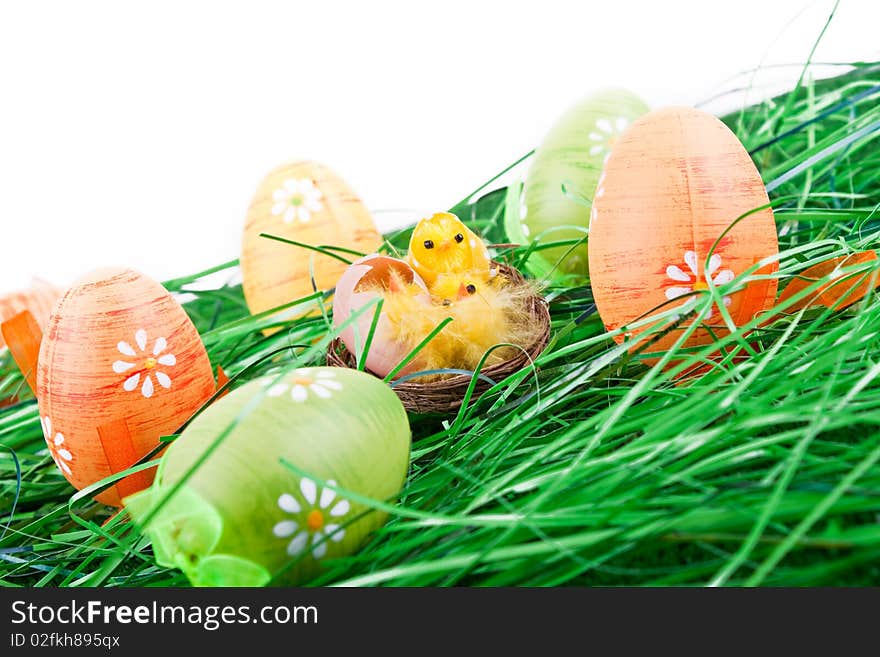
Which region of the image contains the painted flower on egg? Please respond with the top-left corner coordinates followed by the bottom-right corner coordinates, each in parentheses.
top-left (665, 251), bottom-right (735, 317)
top-left (40, 416), bottom-right (73, 476)
top-left (36, 267), bottom-right (216, 507)
top-left (588, 107), bottom-right (779, 356)
top-left (265, 369), bottom-right (342, 402)
top-left (113, 328), bottom-right (177, 399)
top-left (589, 116), bottom-right (631, 162)
top-left (270, 179), bottom-right (324, 224)
top-left (272, 477), bottom-right (351, 559)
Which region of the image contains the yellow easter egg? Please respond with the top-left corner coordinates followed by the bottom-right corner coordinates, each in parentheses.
top-left (241, 161), bottom-right (383, 329)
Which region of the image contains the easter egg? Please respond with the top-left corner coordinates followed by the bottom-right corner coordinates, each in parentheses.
top-left (514, 88), bottom-right (650, 280)
top-left (36, 267), bottom-right (215, 506)
top-left (588, 106), bottom-right (779, 354)
top-left (241, 161), bottom-right (383, 330)
top-left (776, 251), bottom-right (878, 313)
top-left (332, 254), bottom-right (431, 378)
top-left (125, 367), bottom-right (411, 587)
top-left (0, 279), bottom-right (62, 349)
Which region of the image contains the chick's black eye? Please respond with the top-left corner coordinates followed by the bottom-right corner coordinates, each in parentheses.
top-left (455, 233), bottom-right (464, 243)
top-left (423, 240), bottom-right (434, 249)
top-left (466, 284), bottom-right (476, 294)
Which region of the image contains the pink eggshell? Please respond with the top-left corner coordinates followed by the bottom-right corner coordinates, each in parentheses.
top-left (332, 255), bottom-right (430, 377)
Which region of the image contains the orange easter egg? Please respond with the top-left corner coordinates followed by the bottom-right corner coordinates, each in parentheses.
top-left (0, 279), bottom-right (62, 349)
top-left (776, 251), bottom-right (878, 313)
top-left (588, 106), bottom-right (778, 354)
top-left (36, 267), bottom-right (215, 506)
top-left (241, 161), bottom-right (383, 329)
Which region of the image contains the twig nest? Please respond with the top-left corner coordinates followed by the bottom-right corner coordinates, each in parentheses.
top-left (125, 367), bottom-right (411, 587)
top-left (36, 267), bottom-right (215, 506)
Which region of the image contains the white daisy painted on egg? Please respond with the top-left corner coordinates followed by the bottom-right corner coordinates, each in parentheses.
top-left (265, 369), bottom-right (342, 402)
top-left (272, 477), bottom-right (351, 559)
top-left (113, 329), bottom-right (176, 399)
top-left (588, 116), bottom-right (630, 162)
top-left (665, 250), bottom-right (735, 317)
top-left (40, 416), bottom-right (73, 476)
top-left (270, 179), bottom-right (324, 224)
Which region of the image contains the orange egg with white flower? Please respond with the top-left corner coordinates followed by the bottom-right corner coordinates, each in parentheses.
top-left (36, 267), bottom-right (215, 506)
top-left (588, 106), bottom-right (779, 355)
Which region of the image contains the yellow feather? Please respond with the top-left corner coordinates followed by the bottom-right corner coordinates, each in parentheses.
top-left (364, 271), bottom-right (542, 379)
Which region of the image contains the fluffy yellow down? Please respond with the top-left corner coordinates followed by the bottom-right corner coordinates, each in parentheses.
top-left (365, 270), bottom-right (542, 378)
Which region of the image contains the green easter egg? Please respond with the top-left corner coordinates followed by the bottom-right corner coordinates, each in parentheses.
top-left (520, 88), bottom-right (650, 281)
top-left (125, 367), bottom-right (411, 586)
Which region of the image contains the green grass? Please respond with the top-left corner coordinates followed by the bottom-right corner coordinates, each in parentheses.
top-left (2, 54), bottom-right (880, 586)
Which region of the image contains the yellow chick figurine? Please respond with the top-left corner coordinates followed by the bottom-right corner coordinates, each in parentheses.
top-left (407, 212), bottom-right (492, 287)
top-left (334, 248), bottom-right (543, 380)
top-left (334, 213), bottom-right (541, 379)
top-left (430, 272), bottom-right (481, 305)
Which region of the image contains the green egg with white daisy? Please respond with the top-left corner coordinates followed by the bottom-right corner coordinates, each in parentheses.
top-left (124, 367), bottom-right (411, 586)
top-left (511, 87), bottom-right (650, 282)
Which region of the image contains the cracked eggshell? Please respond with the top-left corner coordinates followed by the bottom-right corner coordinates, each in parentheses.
top-left (241, 161), bottom-right (383, 332)
top-left (36, 267), bottom-right (215, 506)
top-left (332, 255), bottom-right (431, 378)
top-left (588, 106), bottom-right (779, 354)
top-left (124, 367), bottom-right (411, 586)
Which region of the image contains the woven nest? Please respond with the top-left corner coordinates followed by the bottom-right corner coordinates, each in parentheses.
top-left (326, 262), bottom-right (551, 414)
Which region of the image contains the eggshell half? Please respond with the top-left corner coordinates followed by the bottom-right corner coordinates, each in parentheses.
top-left (36, 267), bottom-right (215, 506)
top-left (241, 161), bottom-right (383, 331)
top-left (588, 106), bottom-right (779, 354)
top-left (332, 254), bottom-right (431, 378)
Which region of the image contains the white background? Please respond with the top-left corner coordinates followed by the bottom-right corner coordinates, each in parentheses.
top-left (1, 0), bottom-right (878, 290)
